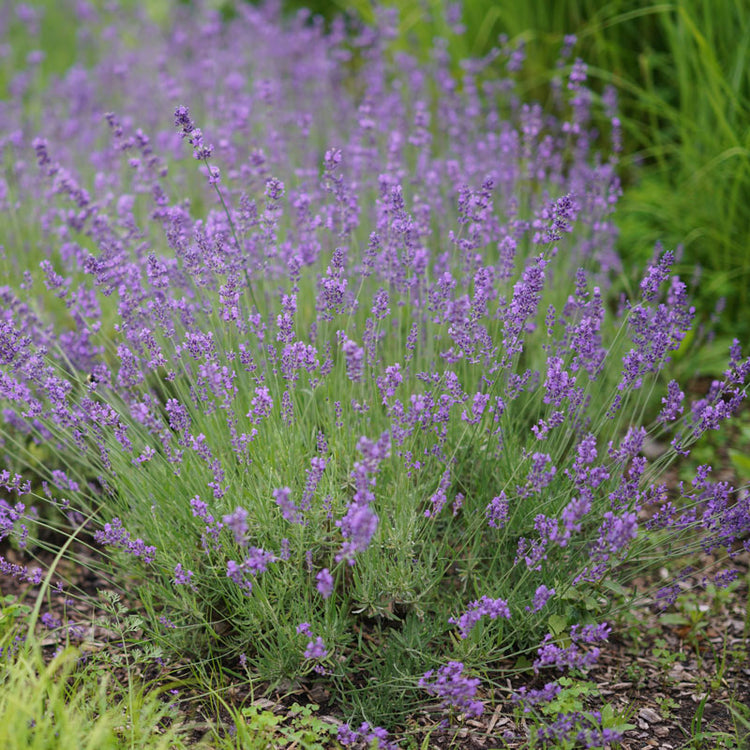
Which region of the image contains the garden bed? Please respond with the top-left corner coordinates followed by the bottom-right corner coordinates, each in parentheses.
top-left (1, 2), bottom-right (749, 748)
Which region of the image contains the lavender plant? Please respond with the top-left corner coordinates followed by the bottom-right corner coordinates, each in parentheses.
top-left (1, 0), bottom-right (748, 740)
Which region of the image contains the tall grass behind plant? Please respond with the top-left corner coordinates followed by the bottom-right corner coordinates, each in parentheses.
top-left (2, 1), bottom-right (750, 742)
top-left (611, 1), bottom-right (750, 332)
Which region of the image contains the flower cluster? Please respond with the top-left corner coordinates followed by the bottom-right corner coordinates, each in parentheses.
top-left (296, 622), bottom-right (329, 674)
top-left (337, 722), bottom-right (397, 750)
top-left (335, 433), bottom-right (390, 564)
top-left (226, 547), bottom-right (276, 596)
top-left (449, 596), bottom-right (511, 639)
top-left (94, 518), bottom-right (156, 564)
top-left (533, 623), bottom-right (611, 674)
top-left (418, 661), bottom-right (484, 718)
top-left (535, 712), bottom-right (624, 748)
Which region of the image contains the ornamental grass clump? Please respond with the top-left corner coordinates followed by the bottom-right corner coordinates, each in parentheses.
top-left (1, 0), bottom-right (748, 741)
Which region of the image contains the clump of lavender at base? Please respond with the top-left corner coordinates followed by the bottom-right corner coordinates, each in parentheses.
top-left (533, 623), bottom-right (611, 674)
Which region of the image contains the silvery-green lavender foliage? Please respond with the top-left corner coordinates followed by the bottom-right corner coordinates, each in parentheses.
top-left (1, 0), bottom-right (748, 741)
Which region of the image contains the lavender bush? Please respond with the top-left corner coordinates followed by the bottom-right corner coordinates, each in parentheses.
top-left (1, 1), bottom-right (749, 741)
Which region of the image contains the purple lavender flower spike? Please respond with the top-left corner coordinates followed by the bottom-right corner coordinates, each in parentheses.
top-left (315, 568), bottom-right (334, 599)
top-left (419, 661), bottom-right (484, 718)
top-left (222, 506), bottom-right (248, 545)
top-left (449, 595), bottom-right (511, 639)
